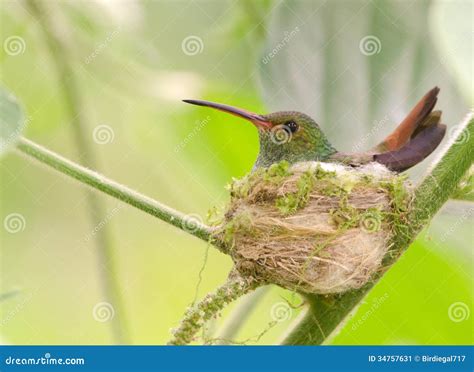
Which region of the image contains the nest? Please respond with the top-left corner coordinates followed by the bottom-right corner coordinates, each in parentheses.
top-left (215, 161), bottom-right (410, 294)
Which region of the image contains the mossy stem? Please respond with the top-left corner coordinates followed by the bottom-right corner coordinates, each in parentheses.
top-left (282, 113), bottom-right (474, 345)
top-left (215, 286), bottom-right (270, 344)
top-left (167, 271), bottom-right (259, 345)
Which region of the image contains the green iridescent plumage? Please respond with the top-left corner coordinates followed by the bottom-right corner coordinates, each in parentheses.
top-left (255, 111), bottom-right (337, 168)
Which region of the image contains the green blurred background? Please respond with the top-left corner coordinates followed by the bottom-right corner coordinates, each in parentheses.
top-left (0, 0), bottom-right (472, 345)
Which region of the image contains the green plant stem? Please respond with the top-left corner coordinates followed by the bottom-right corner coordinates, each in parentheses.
top-left (282, 114), bottom-right (474, 345)
top-left (16, 137), bottom-right (218, 247)
top-left (442, 165), bottom-right (473, 202)
top-left (25, 0), bottom-right (129, 344)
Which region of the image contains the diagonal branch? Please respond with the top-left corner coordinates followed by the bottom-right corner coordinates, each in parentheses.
top-left (282, 113), bottom-right (474, 345)
top-left (16, 137), bottom-right (223, 251)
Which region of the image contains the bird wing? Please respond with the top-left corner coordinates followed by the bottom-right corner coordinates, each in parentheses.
top-left (329, 87), bottom-right (447, 172)
top-left (369, 87), bottom-right (446, 172)
top-left (373, 123), bottom-right (446, 172)
top-left (372, 87), bottom-right (440, 152)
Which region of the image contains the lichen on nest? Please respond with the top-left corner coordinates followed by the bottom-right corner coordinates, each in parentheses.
top-left (214, 160), bottom-right (411, 294)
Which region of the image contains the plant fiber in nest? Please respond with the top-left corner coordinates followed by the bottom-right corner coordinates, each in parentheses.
top-left (215, 161), bottom-right (410, 295)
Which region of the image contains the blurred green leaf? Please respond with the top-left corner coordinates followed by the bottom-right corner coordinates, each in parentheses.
top-left (259, 0), bottom-right (469, 152)
top-left (0, 86), bottom-right (26, 155)
top-left (430, 0), bottom-right (474, 104)
top-left (0, 290), bottom-right (21, 302)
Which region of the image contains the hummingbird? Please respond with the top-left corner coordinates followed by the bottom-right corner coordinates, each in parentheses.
top-left (183, 87), bottom-right (446, 172)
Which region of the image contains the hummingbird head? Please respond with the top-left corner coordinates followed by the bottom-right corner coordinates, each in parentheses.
top-left (183, 100), bottom-right (337, 168)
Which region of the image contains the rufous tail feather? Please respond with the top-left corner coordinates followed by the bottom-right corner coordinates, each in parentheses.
top-left (373, 87), bottom-right (440, 152)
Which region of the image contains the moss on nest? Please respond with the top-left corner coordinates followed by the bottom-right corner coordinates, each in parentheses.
top-left (215, 161), bottom-right (411, 294)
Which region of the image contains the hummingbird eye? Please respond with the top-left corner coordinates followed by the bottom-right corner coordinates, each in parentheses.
top-left (284, 120), bottom-right (299, 133)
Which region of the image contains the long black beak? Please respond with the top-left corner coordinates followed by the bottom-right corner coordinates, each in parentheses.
top-left (182, 99), bottom-right (272, 129)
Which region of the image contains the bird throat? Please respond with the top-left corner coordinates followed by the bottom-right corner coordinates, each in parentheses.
top-left (254, 130), bottom-right (337, 168)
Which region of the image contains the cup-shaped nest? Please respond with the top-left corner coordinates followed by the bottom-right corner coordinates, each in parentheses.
top-left (215, 161), bottom-right (410, 294)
